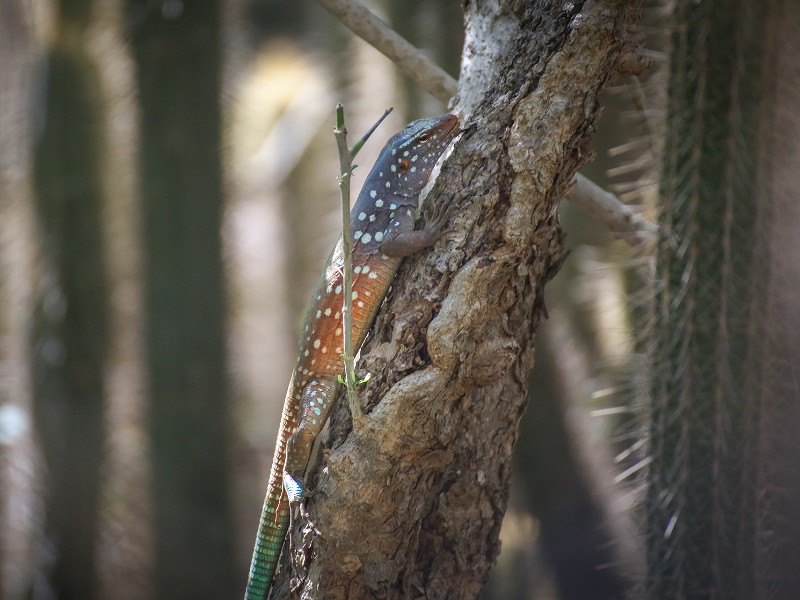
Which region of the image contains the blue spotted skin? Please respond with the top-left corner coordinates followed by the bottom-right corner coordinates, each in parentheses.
top-left (245, 114), bottom-right (459, 599)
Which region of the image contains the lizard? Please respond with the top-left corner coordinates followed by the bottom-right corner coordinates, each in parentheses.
top-left (245, 113), bottom-right (460, 599)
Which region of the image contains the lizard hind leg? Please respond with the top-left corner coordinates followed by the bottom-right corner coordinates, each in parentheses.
top-left (283, 378), bottom-right (339, 502)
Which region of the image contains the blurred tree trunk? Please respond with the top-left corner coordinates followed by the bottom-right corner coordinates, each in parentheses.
top-left (388, 0), bottom-right (463, 118)
top-left (514, 318), bottom-right (630, 600)
top-left (0, 0), bottom-right (37, 596)
top-left (268, 2), bottom-right (641, 598)
top-left (126, 2), bottom-right (237, 597)
top-left (30, 1), bottom-right (109, 597)
top-left (644, 1), bottom-right (800, 598)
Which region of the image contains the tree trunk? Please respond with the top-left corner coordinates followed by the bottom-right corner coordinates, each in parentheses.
top-left (516, 318), bottom-right (631, 600)
top-left (126, 1), bottom-right (237, 597)
top-left (31, 2), bottom-right (110, 597)
top-left (271, 1), bottom-right (641, 598)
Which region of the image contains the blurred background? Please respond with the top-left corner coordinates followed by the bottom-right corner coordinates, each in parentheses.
top-left (0, 1), bottom-right (661, 599)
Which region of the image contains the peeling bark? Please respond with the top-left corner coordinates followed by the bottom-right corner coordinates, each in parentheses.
top-left (273, 1), bottom-right (641, 598)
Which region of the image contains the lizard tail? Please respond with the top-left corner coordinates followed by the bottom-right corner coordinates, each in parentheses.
top-left (245, 465), bottom-right (290, 599)
top-left (245, 378), bottom-right (299, 599)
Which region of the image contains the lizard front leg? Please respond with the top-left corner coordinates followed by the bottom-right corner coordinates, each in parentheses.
top-left (380, 202), bottom-right (451, 258)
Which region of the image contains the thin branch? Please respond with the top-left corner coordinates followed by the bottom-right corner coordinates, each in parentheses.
top-left (333, 105), bottom-right (363, 424)
top-left (566, 173), bottom-right (658, 247)
top-left (333, 105), bottom-right (391, 426)
top-left (316, 0), bottom-right (457, 104)
top-left (349, 107), bottom-right (393, 158)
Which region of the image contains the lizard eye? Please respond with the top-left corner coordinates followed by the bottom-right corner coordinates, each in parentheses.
top-left (399, 159), bottom-right (410, 172)
top-left (417, 132), bottom-right (430, 143)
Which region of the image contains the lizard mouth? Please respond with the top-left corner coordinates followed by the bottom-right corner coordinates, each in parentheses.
top-left (459, 122), bottom-right (477, 135)
top-left (440, 114), bottom-right (461, 138)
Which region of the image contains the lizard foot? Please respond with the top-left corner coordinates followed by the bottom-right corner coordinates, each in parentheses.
top-left (423, 200), bottom-right (454, 241)
top-left (302, 486), bottom-right (327, 501)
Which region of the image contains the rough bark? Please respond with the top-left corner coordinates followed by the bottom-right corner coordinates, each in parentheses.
top-left (273, 1), bottom-right (641, 598)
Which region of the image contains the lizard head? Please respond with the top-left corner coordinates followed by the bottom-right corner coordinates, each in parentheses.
top-left (376, 113), bottom-right (460, 197)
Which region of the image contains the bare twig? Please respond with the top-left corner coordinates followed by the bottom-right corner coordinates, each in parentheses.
top-left (566, 173), bottom-right (657, 247)
top-left (349, 107), bottom-right (392, 158)
top-left (333, 105), bottom-right (362, 423)
top-left (333, 105), bottom-right (392, 425)
top-left (316, 0), bottom-right (457, 104)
